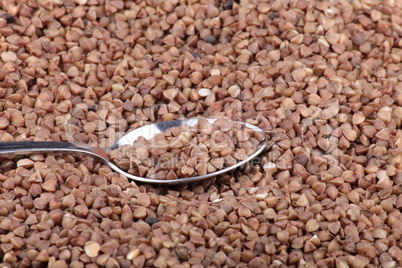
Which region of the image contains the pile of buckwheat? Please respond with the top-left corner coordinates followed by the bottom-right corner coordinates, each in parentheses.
top-left (1, 0), bottom-right (402, 267)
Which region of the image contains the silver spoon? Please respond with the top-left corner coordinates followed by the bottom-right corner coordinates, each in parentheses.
top-left (0, 118), bottom-right (267, 184)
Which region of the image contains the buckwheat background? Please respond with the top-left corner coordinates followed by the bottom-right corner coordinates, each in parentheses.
top-left (0, 0), bottom-right (402, 267)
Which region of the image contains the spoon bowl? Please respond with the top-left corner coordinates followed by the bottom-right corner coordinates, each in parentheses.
top-left (0, 118), bottom-right (267, 184)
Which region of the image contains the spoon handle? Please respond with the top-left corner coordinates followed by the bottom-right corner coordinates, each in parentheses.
top-left (0, 141), bottom-right (110, 161)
